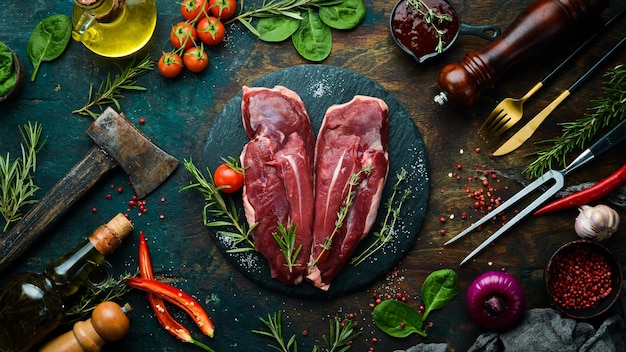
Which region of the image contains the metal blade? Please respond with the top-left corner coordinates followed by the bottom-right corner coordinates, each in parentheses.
top-left (444, 170), bottom-right (561, 246)
top-left (459, 170), bottom-right (565, 265)
top-left (492, 90), bottom-right (570, 156)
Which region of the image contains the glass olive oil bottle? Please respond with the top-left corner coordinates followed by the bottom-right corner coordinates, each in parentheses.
top-left (72, 0), bottom-right (157, 57)
top-left (0, 214), bottom-right (133, 352)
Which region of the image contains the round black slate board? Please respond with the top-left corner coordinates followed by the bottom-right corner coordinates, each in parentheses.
top-left (202, 65), bottom-right (430, 298)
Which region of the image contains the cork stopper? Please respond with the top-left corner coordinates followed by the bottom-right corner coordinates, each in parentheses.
top-left (89, 213), bottom-right (133, 255)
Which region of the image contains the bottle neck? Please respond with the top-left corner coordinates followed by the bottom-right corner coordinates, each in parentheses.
top-left (74, 0), bottom-right (126, 23)
top-left (43, 239), bottom-right (105, 297)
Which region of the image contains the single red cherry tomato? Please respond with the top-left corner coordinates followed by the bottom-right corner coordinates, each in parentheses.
top-left (208, 0), bottom-right (236, 19)
top-left (180, 0), bottom-right (207, 21)
top-left (158, 52), bottom-right (184, 78)
top-left (214, 163), bottom-right (244, 193)
top-left (183, 47), bottom-right (209, 73)
top-left (170, 21), bottom-right (198, 50)
top-left (197, 16), bottom-right (225, 46)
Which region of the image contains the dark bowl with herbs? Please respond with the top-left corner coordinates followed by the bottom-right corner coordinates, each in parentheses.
top-left (544, 239), bottom-right (623, 320)
top-left (0, 42), bottom-right (25, 104)
top-left (389, 0), bottom-right (500, 63)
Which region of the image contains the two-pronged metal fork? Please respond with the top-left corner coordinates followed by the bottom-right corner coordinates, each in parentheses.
top-left (478, 8), bottom-right (625, 140)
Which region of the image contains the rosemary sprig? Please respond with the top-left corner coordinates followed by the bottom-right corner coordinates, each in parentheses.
top-left (350, 168), bottom-right (411, 266)
top-left (181, 158), bottom-right (256, 252)
top-left (314, 316), bottom-right (362, 352)
top-left (227, 0), bottom-right (343, 36)
top-left (272, 221), bottom-right (302, 272)
top-left (65, 269), bottom-right (138, 323)
top-left (407, 0), bottom-right (453, 53)
top-left (72, 55), bottom-right (154, 119)
top-left (525, 65), bottom-right (626, 178)
top-left (310, 166), bottom-right (372, 268)
top-left (253, 311), bottom-right (361, 352)
top-left (253, 311), bottom-right (298, 352)
top-left (0, 122), bottom-right (46, 232)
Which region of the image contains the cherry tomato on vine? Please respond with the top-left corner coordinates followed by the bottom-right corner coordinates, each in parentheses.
top-left (183, 47), bottom-right (209, 72)
top-left (214, 163), bottom-right (244, 193)
top-left (208, 0), bottom-right (237, 19)
top-left (158, 52), bottom-right (184, 78)
top-left (170, 21), bottom-right (198, 50)
top-left (180, 0), bottom-right (207, 21)
top-left (197, 16), bottom-right (225, 46)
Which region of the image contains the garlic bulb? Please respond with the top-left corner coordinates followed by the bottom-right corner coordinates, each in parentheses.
top-left (574, 204), bottom-right (620, 241)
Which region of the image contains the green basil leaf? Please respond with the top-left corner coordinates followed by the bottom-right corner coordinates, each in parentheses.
top-left (257, 16), bottom-right (300, 42)
top-left (319, 0), bottom-right (366, 30)
top-left (372, 300), bottom-right (426, 338)
top-left (27, 14), bottom-right (72, 81)
top-left (421, 268), bottom-right (459, 320)
top-left (292, 10), bottom-right (332, 62)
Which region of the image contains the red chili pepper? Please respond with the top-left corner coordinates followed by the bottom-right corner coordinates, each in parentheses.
top-left (131, 236), bottom-right (215, 339)
top-left (139, 233), bottom-right (193, 342)
top-left (534, 163), bottom-right (626, 216)
top-left (126, 277), bottom-right (215, 338)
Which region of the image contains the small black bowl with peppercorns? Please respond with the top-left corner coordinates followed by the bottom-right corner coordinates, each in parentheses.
top-left (544, 239), bottom-right (623, 320)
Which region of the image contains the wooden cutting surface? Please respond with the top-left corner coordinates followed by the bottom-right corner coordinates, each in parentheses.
top-left (1, 0), bottom-right (625, 351)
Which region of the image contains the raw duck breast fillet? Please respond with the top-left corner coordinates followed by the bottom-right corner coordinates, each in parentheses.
top-left (240, 86), bottom-right (315, 286)
top-left (307, 95), bottom-right (390, 291)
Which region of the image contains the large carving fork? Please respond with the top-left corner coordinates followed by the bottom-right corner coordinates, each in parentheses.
top-left (445, 118), bottom-right (626, 265)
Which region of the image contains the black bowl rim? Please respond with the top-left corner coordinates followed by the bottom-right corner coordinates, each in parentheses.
top-left (0, 47), bottom-right (25, 103)
top-left (544, 239), bottom-right (623, 320)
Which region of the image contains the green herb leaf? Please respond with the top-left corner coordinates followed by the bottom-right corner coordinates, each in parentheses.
top-left (257, 16), bottom-right (301, 42)
top-left (292, 10), bottom-right (332, 61)
top-left (319, 0), bottom-right (366, 29)
top-left (27, 14), bottom-right (71, 81)
top-left (421, 268), bottom-right (459, 320)
top-left (372, 300), bottom-right (426, 338)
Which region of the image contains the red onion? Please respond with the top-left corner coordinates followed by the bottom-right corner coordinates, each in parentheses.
top-left (466, 271), bottom-right (525, 330)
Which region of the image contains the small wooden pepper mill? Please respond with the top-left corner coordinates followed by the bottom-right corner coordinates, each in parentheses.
top-left (434, 0), bottom-right (609, 106)
top-left (39, 301), bottom-right (131, 352)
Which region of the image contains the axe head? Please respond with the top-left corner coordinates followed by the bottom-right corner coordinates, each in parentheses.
top-left (86, 107), bottom-right (179, 199)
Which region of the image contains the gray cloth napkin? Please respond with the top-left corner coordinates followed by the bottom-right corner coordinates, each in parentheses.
top-left (395, 283), bottom-right (626, 352)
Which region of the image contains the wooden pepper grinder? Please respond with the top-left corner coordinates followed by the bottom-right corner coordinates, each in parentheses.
top-left (434, 0), bottom-right (609, 106)
top-left (39, 301), bottom-right (131, 352)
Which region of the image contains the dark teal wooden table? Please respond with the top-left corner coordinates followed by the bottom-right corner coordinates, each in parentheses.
top-left (1, 0), bottom-right (626, 351)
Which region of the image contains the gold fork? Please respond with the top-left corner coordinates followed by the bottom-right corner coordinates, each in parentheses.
top-left (478, 8), bottom-right (625, 140)
top-left (478, 82), bottom-right (542, 138)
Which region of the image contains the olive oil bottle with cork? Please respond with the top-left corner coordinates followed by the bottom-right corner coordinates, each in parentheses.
top-left (0, 213), bottom-right (133, 352)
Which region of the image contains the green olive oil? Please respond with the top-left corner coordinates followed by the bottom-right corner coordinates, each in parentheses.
top-left (72, 0), bottom-right (157, 58)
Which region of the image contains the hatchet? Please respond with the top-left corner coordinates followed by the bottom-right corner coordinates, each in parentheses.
top-left (0, 107), bottom-right (179, 272)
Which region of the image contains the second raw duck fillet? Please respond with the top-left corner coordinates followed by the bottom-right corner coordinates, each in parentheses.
top-left (240, 86), bottom-right (315, 286)
top-left (307, 95), bottom-right (390, 290)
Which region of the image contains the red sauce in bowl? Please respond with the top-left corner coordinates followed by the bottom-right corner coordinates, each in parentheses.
top-left (391, 0), bottom-right (460, 61)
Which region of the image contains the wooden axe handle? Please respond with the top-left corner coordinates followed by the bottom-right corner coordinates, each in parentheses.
top-left (0, 146), bottom-right (118, 272)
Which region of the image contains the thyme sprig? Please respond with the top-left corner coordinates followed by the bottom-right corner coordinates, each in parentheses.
top-left (272, 221), bottom-right (302, 272)
top-left (310, 166), bottom-right (372, 268)
top-left (407, 0), bottom-right (453, 53)
top-left (0, 122), bottom-right (46, 232)
top-left (181, 159), bottom-right (256, 252)
top-left (525, 65), bottom-right (626, 178)
top-left (227, 0), bottom-right (343, 35)
top-left (351, 168), bottom-right (411, 266)
top-left (253, 311), bottom-right (361, 352)
top-left (72, 55), bottom-right (154, 119)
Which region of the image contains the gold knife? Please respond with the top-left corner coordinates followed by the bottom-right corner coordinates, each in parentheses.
top-left (493, 34), bottom-right (626, 156)
top-left (492, 90), bottom-right (569, 156)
